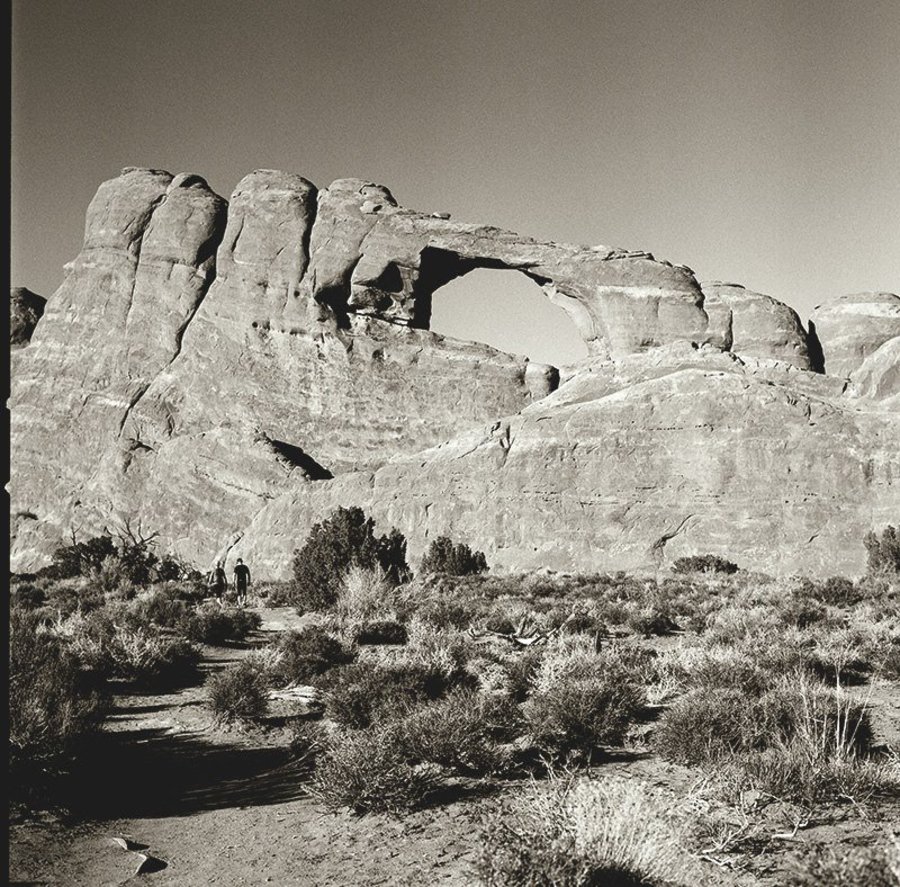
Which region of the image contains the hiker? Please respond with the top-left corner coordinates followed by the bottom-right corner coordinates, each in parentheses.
top-left (233, 557), bottom-right (251, 597)
top-left (207, 562), bottom-right (228, 598)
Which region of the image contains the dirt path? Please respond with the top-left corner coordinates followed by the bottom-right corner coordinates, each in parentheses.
top-left (9, 609), bottom-right (498, 886)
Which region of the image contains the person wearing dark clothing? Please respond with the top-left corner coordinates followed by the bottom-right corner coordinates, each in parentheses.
top-left (233, 558), bottom-right (251, 596)
top-left (207, 563), bottom-right (228, 597)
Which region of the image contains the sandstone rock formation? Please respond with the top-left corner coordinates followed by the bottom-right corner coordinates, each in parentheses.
top-left (848, 336), bottom-right (900, 406)
top-left (699, 282), bottom-right (813, 369)
top-left (810, 292), bottom-right (900, 378)
top-left (231, 343), bottom-right (898, 579)
top-left (9, 167), bottom-right (900, 577)
top-left (10, 287), bottom-right (46, 347)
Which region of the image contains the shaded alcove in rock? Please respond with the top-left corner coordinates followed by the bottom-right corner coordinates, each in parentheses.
top-left (427, 268), bottom-right (589, 368)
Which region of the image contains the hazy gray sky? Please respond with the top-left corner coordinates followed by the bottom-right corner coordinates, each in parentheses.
top-left (12, 0), bottom-right (900, 366)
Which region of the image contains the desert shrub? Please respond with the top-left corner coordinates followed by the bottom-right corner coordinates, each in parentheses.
top-left (559, 605), bottom-right (606, 637)
top-left (681, 649), bottom-right (769, 695)
top-left (735, 742), bottom-right (897, 805)
top-left (778, 594), bottom-right (828, 629)
top-left (672, 554), bottom-right (738, 575)
top-left (156, 554), bottom-right (190, 582)
top-left (42, 534), bottom-right (117, 580)
top-left (420, 536), bottom-right (488, 576)
top-left (323, 662), bottom-right (450, 728)
top-left (178, 603), bottom-right (261, 645)
top-left (89, 556), bottom-right (138, 598)
top-left (291, 507), bottom-right (410, 611)
top-left (127, 585), bottom-right (188, 629)
top-left (351, 619), bottom-right (408, 645)
top-left (207, 661), bottom-right (269, 723)
top-left (40, 528), bottom-right (192, 588)
top-left (52, 609), bottom-right (200, 688)
top-left (269, 627), bottom-right (354, 686)
top-left (287, 719), bottom-right (325, 762)
top-left (412, 595), bottom-right (477, 630)
top-left (807, 576), bottom-right (862, 607)
top-left (659, 673), bottom-right (890, 803)
top-left (11, 582), bottom-right (46, 610)
top-left (393, 618), bottom-right (477, 682)
top-left (864, 525), bottom-right (900, 576)
top-left (759, 674), bottom-right (872, 753)
top-left (310, 727), bottom-right (440, 814)
top-left (9, 609), bottom-right (107, 790)
top-left (256, 580), bottom-right (297, 606)
top-left (41, 577), bottom-right (106, 617)
top-left (524, 645), bottom-right (643, 757)
top-left (394, 689), bottom-right (510, 775)
top-left (105, 625), bottom-right (200, 688)
top-left (653, 687), bottom-right (761, 765)
top-left (626, 605), bottom-right (678, 637)
top-left (504, 647), bottom-right (546, 702)
top-left (476, 776), bottom-right (701, 887)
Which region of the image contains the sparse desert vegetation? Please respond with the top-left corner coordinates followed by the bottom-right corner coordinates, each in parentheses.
top-left (9, 516), bottom-right (900, 885)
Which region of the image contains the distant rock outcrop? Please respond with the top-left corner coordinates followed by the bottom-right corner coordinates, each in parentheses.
top-left (10, 287), bottom-right (46, 347)
top-left (810, 292), bottom-right (900, 378)
top-left (9, 167), bottom-right (900, 577)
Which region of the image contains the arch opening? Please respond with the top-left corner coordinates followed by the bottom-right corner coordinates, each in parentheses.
top-left (427, 267), bottom-right (589, 367)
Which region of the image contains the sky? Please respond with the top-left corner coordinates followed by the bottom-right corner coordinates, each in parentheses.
top-left (11, 0), bottom-right (900, 366)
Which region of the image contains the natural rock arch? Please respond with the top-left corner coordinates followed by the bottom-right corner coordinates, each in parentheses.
top-left (426, 265), bottom-right (589, 367)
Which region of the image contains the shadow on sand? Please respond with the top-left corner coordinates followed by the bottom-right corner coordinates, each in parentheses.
top-left (65, 728), bottom-right (307, 820)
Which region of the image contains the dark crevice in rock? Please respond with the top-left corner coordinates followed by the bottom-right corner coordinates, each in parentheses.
top-left (265, 438), bottom-right (334, 480)
top-left (806, 319), bottom-right (826, 375)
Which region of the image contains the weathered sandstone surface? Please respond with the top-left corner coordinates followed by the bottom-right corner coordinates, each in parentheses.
top-left (10, 167), bottom-right (900, 576)
top-left (10, 287), bottom-right (46, 347)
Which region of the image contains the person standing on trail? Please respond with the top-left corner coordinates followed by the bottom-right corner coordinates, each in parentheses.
top-left (207, 562), bottom-right (228, 597)
top-left (233, 558), bottom-right (251, 597)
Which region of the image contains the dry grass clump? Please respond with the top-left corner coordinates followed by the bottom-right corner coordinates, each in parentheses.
top-left (476, 775), bottom-right (703, 886)
top-left (336, 565), bottom-right (396, 621)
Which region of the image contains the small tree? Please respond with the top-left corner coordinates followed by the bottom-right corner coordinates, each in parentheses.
top-left (291, 507), bottom-right (409, 611)
top-left (44, 533), bottom-right (117, 579)
top-left (864, 525), bottom-right (900, 576)
top-left (420, 536), bottom-right (488, 576)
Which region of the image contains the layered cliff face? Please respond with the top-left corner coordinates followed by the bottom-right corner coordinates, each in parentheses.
top-left (10, 167), bottom-right (900, 576)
